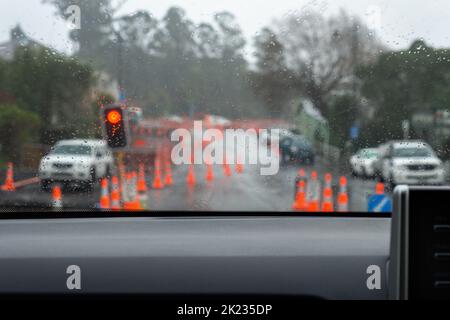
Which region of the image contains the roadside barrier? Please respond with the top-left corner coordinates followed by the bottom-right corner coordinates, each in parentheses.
top-left (99, 178), bottom-right (110, 210)
top-left (110, 176), bottom-right (121, 210)
top-left (292, 180), bottom-right (308, 211)
top-left (51, 184), bottom-right (63, 210)
top-left (307, 171), bottom-right (321, 212)
top-left (1, 162), bottom-right (16, 191)
top-left (337, 176), bottom-right (349, 212)
top-left (321, 173), bottom-right (334, 212)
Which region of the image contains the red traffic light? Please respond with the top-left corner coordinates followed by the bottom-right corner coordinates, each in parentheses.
top-left (106, 110), bottom-right (122, 125)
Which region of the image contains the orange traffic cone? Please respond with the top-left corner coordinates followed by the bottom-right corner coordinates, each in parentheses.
top-left (123, 172), bottom-right (142, 211)
top-left (295, 168), bottom-right (306, 194)
top-left (152, 158), bottom-right (164, 189)
top-left (110, 176), bottom-right (121, 210)
top-left (206, 156), bottom-right (214, 182)
top-left (165, 161), bottom-right (173, 186)
top-left (375, 182), bottom-right (385, 195)
top-left (307, 171), bottom-right (321, 212)
top-left (321, 173), bottom-right (334, 212)
top-left (337, 176), bottom-right (349, 212)
top-left (223, 155), bottom-right (232, 177)
top-left (187, 164), bottom-right (196, 185)
top-left (137, 163), bottom-right (147, 193)
top-left (1, 162), bottom-right (16, 191)
top-left (292, 180), bottom-right (308, 211)
top-left (99, 178), bottom-right (110, 210)
top-left (235, 156), bottom-right (244, 174)
top-left (52, 184), bottom-right (63, 210)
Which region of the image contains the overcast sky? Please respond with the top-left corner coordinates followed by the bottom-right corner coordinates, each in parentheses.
top-left (2, 0), bottom-right (450, 54)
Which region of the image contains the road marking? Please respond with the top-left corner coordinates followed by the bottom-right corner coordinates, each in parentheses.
top-left (374, 197), bottom-right (389, 212)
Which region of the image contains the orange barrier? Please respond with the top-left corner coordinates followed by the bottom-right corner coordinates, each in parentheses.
top-left (321, 173), bottom-right (334, 212)
top-left (307, 171), bottom-right (321, 212)
top-left (137, 163), bottom-right (147, 193)
top-left (52, 184), bottom-right (63, 209)
top-left (152, 158), bottom-right (164, 189)
top-left (292, 180), bottom-right (308, 211)
top-left (165, 161), bottom-right (173, 186)
top-left (110, 176), bottom-right (121, 210)
top-left (187, 164), bottom-right (196, 185)
top-left (14, 177), bottom-right (39, 188)
top-left (376, 182), bottom-right (385, 195)
top-left (99, 178), bottom-right (110, 210)
top-left (337, 176), bottom-right (349, 212)
top-left (1, 162), bottom-right (16, 191)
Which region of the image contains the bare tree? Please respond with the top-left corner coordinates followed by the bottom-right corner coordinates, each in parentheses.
top-left (274, 9), bottom-right (382, 117)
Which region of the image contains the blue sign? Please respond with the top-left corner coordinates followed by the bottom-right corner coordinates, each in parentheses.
top-left (368, 194), bottom-right (392, 213)
top-left (119, 90), bottom-right (126, 102)
top-left (350, 125), bottom-right (359, 140)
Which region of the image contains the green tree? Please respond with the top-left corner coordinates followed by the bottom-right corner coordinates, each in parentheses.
top-left (0, 104), bottom-right (41, 163)
top-left (8, 47), bottom-right (94, 143)
top-left (358, 40), bottom-right (450, 145)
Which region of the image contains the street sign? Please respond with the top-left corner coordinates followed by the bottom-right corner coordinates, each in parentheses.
top-left (368, 194), bottom-right (392, 213)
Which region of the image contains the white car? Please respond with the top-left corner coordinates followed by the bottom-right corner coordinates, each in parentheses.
top-left (350, 148), bottom-right (379, 177)
top-left (39, 140), bottom-right (114, 190)
top-left (379, 140), bottom-right (446, 187)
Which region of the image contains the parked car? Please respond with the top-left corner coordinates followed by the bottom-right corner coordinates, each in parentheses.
top-left (378, 140), bottom-right (445, 188)
top-left (350, 148), bottom-right (379, 178)
top-left (39, 139), bottom-right (114, 191)
top-left (279, 135), bottom-right (315, 165)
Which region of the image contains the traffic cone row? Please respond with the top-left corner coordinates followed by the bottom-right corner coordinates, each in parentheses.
top-left (292, 170), bottom-right (349, 213)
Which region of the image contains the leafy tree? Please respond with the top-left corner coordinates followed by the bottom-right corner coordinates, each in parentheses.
top-left (358, 40), bottom-right (450, 144)
top-left (8, 47), bottom-right (94, 142)
top-left (0, 104), bottom-right (41, 162)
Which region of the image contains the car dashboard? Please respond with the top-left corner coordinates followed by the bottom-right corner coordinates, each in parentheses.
top-left (0, 216), bottom-right (389, 299)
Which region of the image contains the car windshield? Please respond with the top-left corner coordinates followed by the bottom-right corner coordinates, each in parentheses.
top-left (51, 145), bottom-right (92, 156)
top-left (393, 147), bottom-right (433, 158)
top-left (0, 0), bottom-right (448, 213)
top-left (361, 150), bottom-right (378, 159)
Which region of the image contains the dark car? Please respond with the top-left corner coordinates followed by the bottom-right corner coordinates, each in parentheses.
top-left (279, 135), bottom-right (315, 165)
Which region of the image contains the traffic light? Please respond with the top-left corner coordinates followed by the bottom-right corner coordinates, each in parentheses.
top-left (103, 107), bottom-right (127, 148)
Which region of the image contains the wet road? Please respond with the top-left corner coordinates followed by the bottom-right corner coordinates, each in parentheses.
top-left (0, 159), bottom-right (381, 212)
